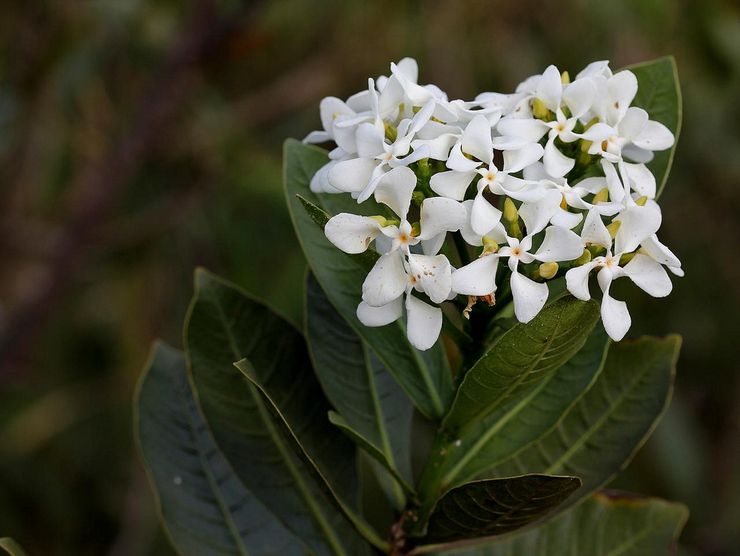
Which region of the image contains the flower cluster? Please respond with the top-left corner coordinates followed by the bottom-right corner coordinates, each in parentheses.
top-left (306, 58), bottom-right (682, 350)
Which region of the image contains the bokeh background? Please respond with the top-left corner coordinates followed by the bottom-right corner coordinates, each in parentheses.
top-left (1, 1), bottom-right (738, 554)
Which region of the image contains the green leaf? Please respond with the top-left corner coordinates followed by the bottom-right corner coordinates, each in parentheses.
top-left (235, 358), bottom-right (386, 552)
top-left (433, 327), bottom-right (610, 491)
top-left (416, 475), bottom-right (580, 545)
top-left (185, 268), bottom-right (366, 556)
top-left (481, 335), bottom-right (681, 511)
top-left (442, 297), bottom-right (600, 432)
top-left (283, 139), bottom-right (454, 419)
top-left (437, 491), bottom-right (688, 555)
top-left (135, 342), bottom-right (307, 556)
top-left (328, 411), bottom-right (414, 497)
top-left (627, 56), bottom-right (682, 197)
top-left (0, 538), bottom-right (27, 556)
top-left (306, 272), bottom-right (414, 504)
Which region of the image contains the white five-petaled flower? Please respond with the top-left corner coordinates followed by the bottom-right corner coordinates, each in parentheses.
top-left (565, 206), bottom-right (676, 340)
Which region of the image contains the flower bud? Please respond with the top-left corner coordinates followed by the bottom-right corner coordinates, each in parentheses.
top-left (384, 122), bottom-right (397, 143)
top-left (538, 262), bottom-right (559, 279)
top-left (574, 249), bottom-right (592, 266)
top-left (561, 71), bottom-right (571, 85)
top-left (592, 187), bottom-right (610, 204)
top-left (482, 235), bottom-right (499, 254)
top-left (606, 220), bottom-right (621, 238)
top-left (532, 98), bottom-right (551, 120)
top-left (503, 198), bottom-right (523, 239)
top-left (503, 198), bottom-right (518, 223)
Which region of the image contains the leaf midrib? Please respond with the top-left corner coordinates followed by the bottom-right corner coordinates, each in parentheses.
top-left (449, 303), bottom-right (568, 433)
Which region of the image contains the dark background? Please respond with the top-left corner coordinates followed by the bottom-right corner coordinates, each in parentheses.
top-left (1, 1), bottom-right (738, 554)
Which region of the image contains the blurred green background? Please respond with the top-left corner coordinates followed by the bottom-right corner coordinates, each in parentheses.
top-left (1, 0), bottom-right (738, 554)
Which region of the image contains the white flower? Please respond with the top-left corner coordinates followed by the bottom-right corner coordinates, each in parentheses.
top-left (430, 115), bottom-right (544, 236)
top-left (327, 99), bottom-right (434, 202)
top-left (565, 206), bottom-right (674, 341)
top-left (453, 203), bottom-right (583, 323)
top-left (497, 65), bottom-right (614, 178)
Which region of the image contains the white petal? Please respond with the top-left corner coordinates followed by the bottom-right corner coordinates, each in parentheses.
top-left (640, 235), bottom-right (682, 270)
top-left (502, 143), bottom-right (545, 173)
top-left (510, 270), bottom-right (549, 323)
top-left (405, 294), bottom-right (443, 351)
top-left (599, 278), bottom-right (631, 341)
top-left (551, 207), bottom-right (583, 229)
top-left (407, 254), bottom-right (452, 303)
top-left (430, 170), bottom-right (475, 201)
top-left (576, 60), bottom-right (612, 80)
top-left (357, 297), bottom-right (403, 327)
top-left (362, 251), bottom-right (408, 307)
top-left (419, 197), bottom-right (467, 240)
top-left (411, 133), bottom-right (459, 161)
top-left (421, 234), bottom-right (446, 256)
top-left (621, 162), bottom-right (656, 198)
top-left (601, 159), bottom-right (626, 203)
top-left (462, 115), bottom-right (493, 164)
top-left (618, 107), bottom-right (648, 140)
top-left (303, 130), bottom-right (330, 144)
top-left (543, 135), bottom-right (575, 178)
top-left (519, 190), bottom-right (561, 236)
top-left (536, 65), bottom-right (563, 112)
top-left (446, 142), bottom-right (481, 172)
top-left (622, 144), bottom-right (654, 163)
top-left (607, 70), bottom-right (638, 122)
top-left (614, 204), bottom-right (662, 255)
top-left (623, 254), bottom-right (673, 297)
top-left (566, 261), bottom-right (598, 301)
top-left (355, 121), bottom-right (385, 157)
top-left (632, 120), bottom-right (674, 151)
top-left (324, 213), bottom-right (381, 254)
top-left (535, 226), bottom-right (584, 262)
top-left (328, 158), bottom-right (377, 194)
top-left (396, 57), bottom-right (419, 82)
top-left (498, 175), bottom-right (547, 203)
top-left (373, 166), bottom-right (417, 220)
top-left (496, 117), bottom-right (549, 142)
top-left (579, 122), bottom-right (616, 142)
top-left (471, 190), bottom-right (503, 236)
top-left (320, 97), bottom-right (354, 132)
top-left (582, 208), bottom-right (612, 248)
top-left (563, 78), bottom-right (595, 118)
top-left (451, 254), bottom-right (499, 296)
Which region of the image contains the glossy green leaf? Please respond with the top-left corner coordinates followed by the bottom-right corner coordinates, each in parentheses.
top-left (283, 139), bottom-right (453, 419)
top-left (442, 297), bottom-right (600, 432)
top-left (416, 474), bottom-right (580, 545)
top-left (481, 335), bottom-right (681, 511)
top-left (432, 327), bottom-right (610, 491)
top-left (185, 268), bottom-right (366, 555)
top-left (0, 538), bottom-right (27, 556)
top-left (306, 272), bottom-right (414, 503)
top-left (135, 342), bottom-right (307, 556)
top-left (627, 56), bottom-right (682, 197)
top-left (439, 491), bottom-right (688, 555)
